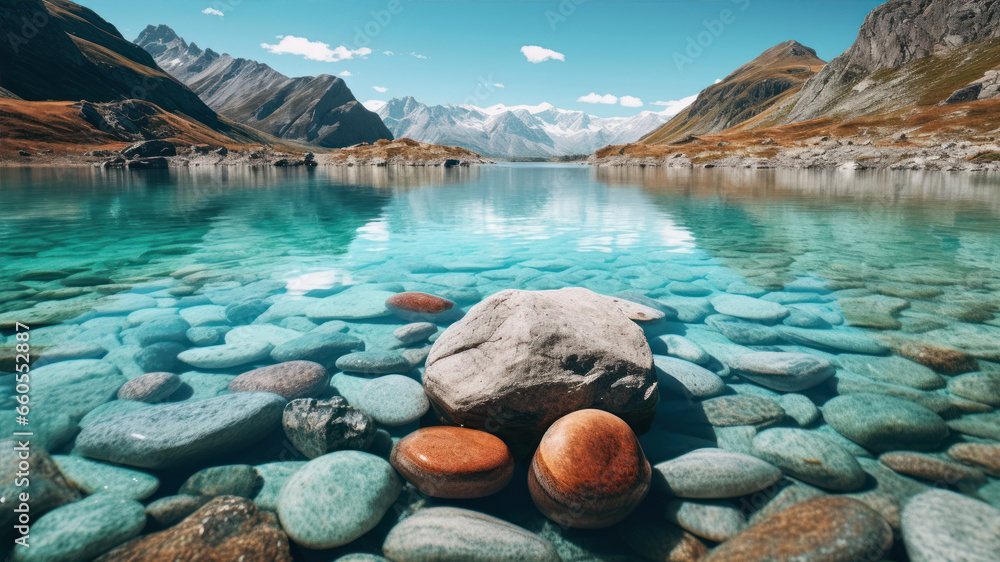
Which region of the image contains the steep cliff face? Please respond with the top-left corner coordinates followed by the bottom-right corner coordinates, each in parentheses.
top-left (135, 25), bottom-right (392, 148)
top-left (786, 0), bottom-right (1000, 122)
top-left (641, 41), bottom-right (825, 145)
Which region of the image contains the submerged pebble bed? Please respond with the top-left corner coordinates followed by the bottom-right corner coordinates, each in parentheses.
top-left (1, 166), bottom-right (999, 561)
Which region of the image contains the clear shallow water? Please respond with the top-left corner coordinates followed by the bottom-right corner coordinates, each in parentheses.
top-left (2, 164), bottom-right (1000, 559)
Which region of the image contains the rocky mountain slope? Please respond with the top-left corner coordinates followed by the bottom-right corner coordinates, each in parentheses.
top-left (642, 41), bottom-right (825, 145)
top-left (367, 97), bottom-right (679, 159)
top-left (135, 25), bottom-right (392, 148)
top-left (786, 0), bottom-right (1000, 123)
top-left (594, 0), bottom-right (1000, 171)
top-left (0, 0), bottom-right (274, 150)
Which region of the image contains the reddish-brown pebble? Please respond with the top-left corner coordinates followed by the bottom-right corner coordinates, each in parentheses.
top-left (390, 426), bottom-right (514, 499)
top-left (528, 409), bottom-right (650, 529)
top-left (948, 443), bottom-right (1000, 477)
top-left (880, 451), bottom-right (985, 484)
top-left (702, 496), bottom-right (892, 561)
top-left (386, 292), bottom-right (454, 314)
top-left (229, 361), bottom-right (329, 400)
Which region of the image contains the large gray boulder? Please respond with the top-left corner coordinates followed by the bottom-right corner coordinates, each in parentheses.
top-left (423, 288), bottom-right (657, 451)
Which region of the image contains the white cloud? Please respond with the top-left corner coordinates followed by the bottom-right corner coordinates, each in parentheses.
top-left (653, 94), bottom-right (699, 115)
top-left (521, 45), bottom-right (565, 63)
top-left (202, 7), bottom-right (224, 16)
top-left (577, 92), bottom-right (618, 105)
top-left (410, 52), bottom-right (428, 59)
top-left (383, 50), bottom-right (395, 56)
top-left (260, 36), bottom-right (372, 62)
top-left (715, 78), bottom-right (722, 84)
top-left (275, 35), bottom-right (284, 39)
top-left (338, 71), bottom-right (353, 77)
top-left (493, 83), bottom-right (505, 88)
top-left (372, 86), bottom-right (388, 93)
top-left (619, 95), bottom-right (643, 107)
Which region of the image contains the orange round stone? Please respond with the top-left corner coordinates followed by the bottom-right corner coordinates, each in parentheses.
top-left (385, 292), bottom-right (454, 314)
top-left (390, 426), bottom-right (514, 499)
top-left (528, 409), bottom-right (651, 528)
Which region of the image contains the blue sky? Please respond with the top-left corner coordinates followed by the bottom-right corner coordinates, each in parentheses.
top-left (80, 0), bottom-right (886, 117)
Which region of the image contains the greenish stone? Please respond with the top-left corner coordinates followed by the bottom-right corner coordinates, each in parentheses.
top-left (53, 455), bottom-right (159, 500)
top-left (382, 507), bottom-right (560, 562)
top-left (75, 392), bottom-right (286, 469)
top-left (253, 461), bottom-right (307, 511)
top-left (277, 451), bottom-right (401, 549)
top-left (751, 428), bottom-right (866, 491)
top-left (822, 393), bottom-right (949, 452)
top-left (179, 464), bottom-right (261, 498)
top-left (12, 495), bottom-right (146, 562)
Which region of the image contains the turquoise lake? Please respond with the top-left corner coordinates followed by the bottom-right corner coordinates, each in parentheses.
top-left (1, 164), bottom-right (999, 559)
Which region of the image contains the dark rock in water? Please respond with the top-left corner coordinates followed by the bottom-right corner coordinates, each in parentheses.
top-left (229, 361), bottom-right (330, 400)
top-left (76, 392), bottom-right (286, 469)
top-left (179, 464), bottom-right (262, 498)
top-left (382, 507), bottom-right (560, 562)
top-left (122, 140), bottom-right (176, 158)
top-left (700, 395), bottom-right (786, 428)
top-left (282, 397), bottom-right (376, 459)
top-left (424, 288), bottom-right (658, 452)
top-left (821, 393), bottom-right (949, 452)
top-left (901, 490), bottom-right (1000, 562)
top-left (97, 496), bottom-right (293, 561)
top-left (144, 495), bottom-right (209, 529)
top-left (102, 156), bottom-right (126, 168)
top-left (117, 372), bottom-right (181, 403)
top-left (617, 514), bottom-right (708, 562)
top-left (0, 442), bottom-right (83, 535)
top-left (14, 495), bottom-right (147, 562)
top-left (443, 159), bottom-right (461, 167)
top-left (702, 496), bottom-right (893, 561)
top-left (126, 157), bottom-right (168, 169)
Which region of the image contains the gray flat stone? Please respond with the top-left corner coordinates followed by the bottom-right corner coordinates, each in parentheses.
top-left (76, 392), bottom-right (286, 469)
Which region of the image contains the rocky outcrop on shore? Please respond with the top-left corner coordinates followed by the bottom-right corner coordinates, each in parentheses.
top-left (591, 139), bottom-right (1000, 172)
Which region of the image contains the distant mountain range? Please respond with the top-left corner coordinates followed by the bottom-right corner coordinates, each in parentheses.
top-left (135, 25), bottom-right (391, 148)
top-left (364, 97), bottom-right (682, 159)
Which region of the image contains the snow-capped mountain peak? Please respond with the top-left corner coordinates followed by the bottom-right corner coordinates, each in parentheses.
top-left (367, 97), bottom-right (688, 158)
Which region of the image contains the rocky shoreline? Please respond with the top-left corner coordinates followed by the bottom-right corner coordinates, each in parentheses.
top-left (1, 138), bottom-right (494, 169)
top-left (590, 140), bottom-right (1000, 172)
